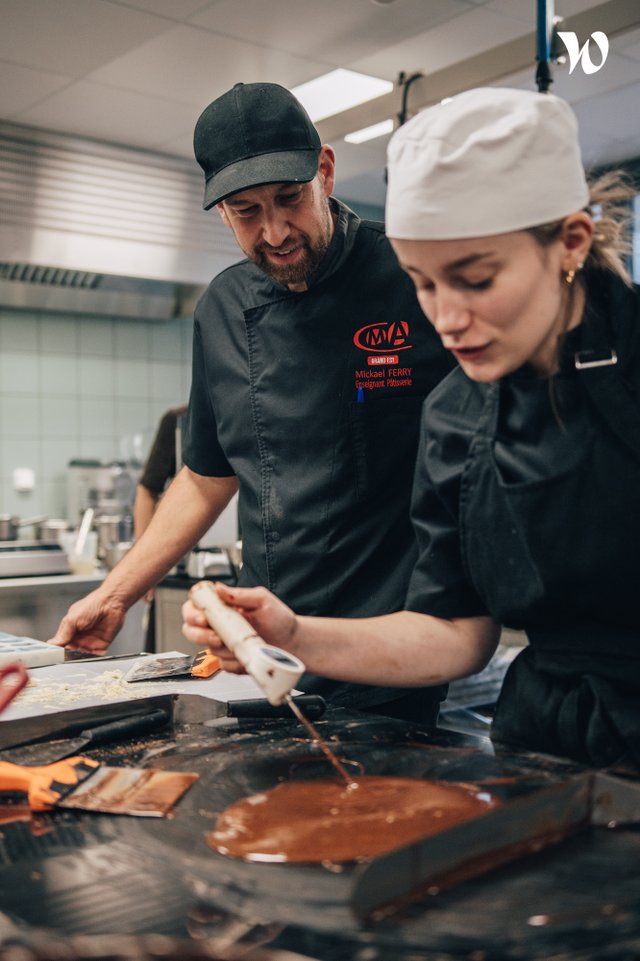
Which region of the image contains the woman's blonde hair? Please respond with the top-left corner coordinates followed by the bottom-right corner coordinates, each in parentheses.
top-left (527, 170), bottom-right (635, 414)
top-left (528, 169), bottom-right (635, 284)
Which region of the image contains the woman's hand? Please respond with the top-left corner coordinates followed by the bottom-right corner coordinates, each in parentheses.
top-left (181, 582), bottom-right (298, 673)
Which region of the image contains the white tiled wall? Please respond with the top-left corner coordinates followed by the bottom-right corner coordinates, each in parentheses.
top-left (0, 308), bottom-right (193, 519)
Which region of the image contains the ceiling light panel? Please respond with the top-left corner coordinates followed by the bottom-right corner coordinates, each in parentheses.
top-left (344, 119), bottom-right (395, 144)
top-left (291, 69), bottom-right (393, 122)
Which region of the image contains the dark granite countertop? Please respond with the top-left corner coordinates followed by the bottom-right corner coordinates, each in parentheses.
top-left (0, 705), bottom-right (639, 960)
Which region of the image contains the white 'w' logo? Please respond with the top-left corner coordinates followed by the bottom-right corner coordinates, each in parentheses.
top-left (556, 31), bottom-right (610, 75)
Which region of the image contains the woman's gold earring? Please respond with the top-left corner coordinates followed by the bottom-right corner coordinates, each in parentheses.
top-left (565, 268), bottom-right (576, 286)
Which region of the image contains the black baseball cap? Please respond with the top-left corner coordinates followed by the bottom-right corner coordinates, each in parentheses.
top-left (194, 82), bottom-right (322, 210)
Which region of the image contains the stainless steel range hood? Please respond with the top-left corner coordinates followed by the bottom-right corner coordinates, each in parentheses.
top-left (0, 260), bottom-right (205, 320)
top-left (0, 121), bottom-right (240, 320)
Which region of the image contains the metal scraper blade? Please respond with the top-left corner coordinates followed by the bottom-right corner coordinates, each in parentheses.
top-left (123, 651), bottom-right (220, 683)
top-left (58, 764), bottom-right (199, 817)
top-left (124, 655), bottom-right (195, 682)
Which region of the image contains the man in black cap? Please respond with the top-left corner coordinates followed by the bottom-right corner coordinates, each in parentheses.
top-left (52, 82), bottom-right (452, 723)
top-left (193, 83), bottom-right (335, 293)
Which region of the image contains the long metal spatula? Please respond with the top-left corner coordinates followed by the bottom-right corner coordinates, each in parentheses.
top-left (0, 707), bottom-right (170, 765)
top-left (350, 772), bottom-right (640, 920)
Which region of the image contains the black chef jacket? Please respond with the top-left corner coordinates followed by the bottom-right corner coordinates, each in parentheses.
top-left (406, 267), bottom-right (640, 765)
top-left (183, 200), bottom-right (453, 712)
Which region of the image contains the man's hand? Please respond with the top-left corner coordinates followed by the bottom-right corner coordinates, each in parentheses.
top-left (48, 589), bottom-right (128, 654)
top-left (181, 583), bottom-right (298, 673)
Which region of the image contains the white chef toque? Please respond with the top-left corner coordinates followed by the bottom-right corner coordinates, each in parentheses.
top-left (385, 87), bottom-right (590, 240)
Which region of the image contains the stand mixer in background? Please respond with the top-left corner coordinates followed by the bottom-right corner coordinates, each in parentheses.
top-left (66, 460), bottom-right (137, 564)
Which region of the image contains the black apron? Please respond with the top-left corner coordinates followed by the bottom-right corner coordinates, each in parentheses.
top-left (459, 296), bottom-right (640, 766)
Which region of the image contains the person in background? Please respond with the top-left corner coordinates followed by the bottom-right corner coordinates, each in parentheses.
top-left (183, 87), bottom-right (640, 768)
top-left (133, 405), bottom-right (188, 539)
top-left (133, 404), bottom-right (187, 650)
top-left (51, 82), bottom-right (453, 724)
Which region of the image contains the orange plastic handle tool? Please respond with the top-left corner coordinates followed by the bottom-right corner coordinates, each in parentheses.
top-left (0, 755), bottom-right (100, 811)
top-left (191, 650), bottom-right (221, 678)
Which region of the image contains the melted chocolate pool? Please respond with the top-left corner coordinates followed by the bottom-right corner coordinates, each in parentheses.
top-left (208, 776), bottom-right (499, 863)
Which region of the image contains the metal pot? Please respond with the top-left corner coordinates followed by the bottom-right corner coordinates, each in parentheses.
top-left (105, 540), bottom-right (133, 570)
top-left (0, 514), bottom-right (49, 541)
top-left (35, 518), bottom-right (70, 544)
top-left (95, 514), bottom-right (129, 558)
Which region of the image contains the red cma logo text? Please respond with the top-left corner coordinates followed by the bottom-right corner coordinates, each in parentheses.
top-left (556, 30), bottom-right (609, 75)
top-left (353, 320), bottom-right (412, 353)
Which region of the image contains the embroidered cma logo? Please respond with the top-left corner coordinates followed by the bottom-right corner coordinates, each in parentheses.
top-left (353, 320), bottom-right (412, 353)
top-left (556, 30), bottom-right (609, 75)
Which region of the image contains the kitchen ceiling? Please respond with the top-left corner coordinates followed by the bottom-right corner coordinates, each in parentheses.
top-left (1, 0), bottom-right (639, 209)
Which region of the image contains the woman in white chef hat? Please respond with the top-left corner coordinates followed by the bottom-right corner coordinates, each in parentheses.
top-left (184, 87), bottom-right (640, 768)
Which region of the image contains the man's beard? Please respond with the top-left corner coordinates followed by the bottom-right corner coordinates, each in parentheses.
top-left (248, 202), bottom-right (334, 286)
top-left (251, 236), bottom-right (329, 286)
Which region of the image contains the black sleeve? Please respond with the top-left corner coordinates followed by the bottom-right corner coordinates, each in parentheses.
top-left (405, 376), bottom-right (489, 618)
top-left (182, 315), bottom-right (234, 477)
top-left (139, 407), bottom-right (184, 495)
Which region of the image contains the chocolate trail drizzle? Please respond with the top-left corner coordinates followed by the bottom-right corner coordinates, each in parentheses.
top-left (284, 693), bottom-right (357, 789)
